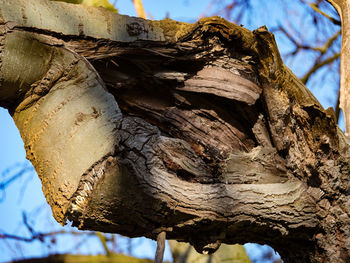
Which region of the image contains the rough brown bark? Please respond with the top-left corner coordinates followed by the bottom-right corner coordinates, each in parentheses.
top-left (1, 1), bottom-right (350, 262)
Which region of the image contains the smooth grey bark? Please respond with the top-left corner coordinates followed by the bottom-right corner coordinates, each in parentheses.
top-left (0, 0), bottom-right (350, 262)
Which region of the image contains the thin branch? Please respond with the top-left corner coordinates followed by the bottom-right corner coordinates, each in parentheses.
top-left (0, 213), bottom-right (99, 243)
top-left (308, 2), bottom-right (341, 25)
top-left (0, 167), bottom-right (32, 190)
top-left (317, 29), bottom-right (341, 54)
top-left (278, 25), bottom-right (300, 48)
top-left (0, 230), bottom-right (97, 242)
top-left (301, 52), bottom-right (340, 84)
top-left (0, 165), bottom-right (34, 202)
top-left (22, 212), bottom-right (35, 237)
top-left (96, 232), bottom-right (111, 256)
top-left (278, 26), bottom-right (340, 55)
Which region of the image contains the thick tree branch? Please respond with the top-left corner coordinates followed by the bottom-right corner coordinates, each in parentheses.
top-left (327, 0), bottom-right (350, 135)
top-left (132, 0), bottom-right (147, 19)
top-left (0, 1), bottom-right (350, 262)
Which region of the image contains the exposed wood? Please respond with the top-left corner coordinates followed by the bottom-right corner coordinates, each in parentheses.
top-left (0, 1), bottom-right (350, 262)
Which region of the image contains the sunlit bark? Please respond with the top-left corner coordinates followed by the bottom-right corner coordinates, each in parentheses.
top-left (327, 0), bottom-right (350, 135)
top-left (1, 0), bottom-right (350, 262)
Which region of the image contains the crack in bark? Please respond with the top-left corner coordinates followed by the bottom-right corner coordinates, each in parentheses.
top-left (67, 154), bottom-right (115, 227)
top-left (2, 3), bottom-right (350, 261)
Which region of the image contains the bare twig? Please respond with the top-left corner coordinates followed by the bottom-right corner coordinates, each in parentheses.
top-left (0, 164), bottom-right (34, 202)
top-left (301, 52), bottom-right (340, 84)
top-left (96, 232), bottom-right (111, 256)
top-left (308, 2), bottom-right (341, 25)
top-left (278, 26), bottom-right (340, 55)
top-left (317, 29), bottom-right (341, 54)
top-left (278, 25), bottom-right (301, 48)
top-left (0, 212), bottom-right (98, 244)
top-left (0, 230), bottom-right (97, 242)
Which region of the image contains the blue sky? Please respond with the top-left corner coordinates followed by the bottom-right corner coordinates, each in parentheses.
top-left (0, 0), bottom-right (343, 262)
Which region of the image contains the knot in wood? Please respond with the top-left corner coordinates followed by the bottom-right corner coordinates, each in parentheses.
top-left (126, 22), bottom-right (145, 36)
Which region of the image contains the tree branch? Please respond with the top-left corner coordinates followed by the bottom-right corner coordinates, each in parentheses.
top-left (301, 51), bottom-right (340, 84)
top-left (132, 0), bottom-right (147, 19)
top-left (308, 2), bottom-right (341, 25)
top-left (0, 228), bottom-right (97, 243)
top-left (327, 0), bottom-right (350, 135)
top-left (1, 1), bottom-right (350, 262)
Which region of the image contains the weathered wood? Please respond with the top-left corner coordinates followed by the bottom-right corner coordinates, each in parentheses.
top-left (0, 1), bottom-right (350, 262)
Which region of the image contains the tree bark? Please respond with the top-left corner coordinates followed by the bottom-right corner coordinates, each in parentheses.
top-left (13, 254), bottom-right (158, 263)
top-left (1, 0), bottom-right (350, 262)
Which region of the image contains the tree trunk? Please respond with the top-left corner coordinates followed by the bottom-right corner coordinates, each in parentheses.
top-left (326, 0), bottom-right (350, 135)
top-left (1, 0), bottom-right (350, 262)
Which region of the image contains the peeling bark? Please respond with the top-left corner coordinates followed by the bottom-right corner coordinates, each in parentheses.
top-left (1, 0), bottom-right (350, 262)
